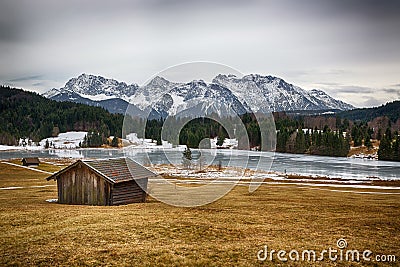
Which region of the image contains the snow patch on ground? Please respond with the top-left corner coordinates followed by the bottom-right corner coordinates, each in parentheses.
top-left (0, 145), bottom-right (23, 151)
top-left (124, 133), bottom-right (238, 150)
top-left (125, 133), bottom-right (174, 149)
top-left (0, 132), bottom-right (88, 151)
top-left (39, 132), bottom-right (87, 149)
top-left (79, 93), bottom-right (117, 101)
top-left (0, 138), bottom-right (43, 151)
top-left (149, 164), bottom-right (400, 193)
top-left (210, 137), bottom-right (238, 149)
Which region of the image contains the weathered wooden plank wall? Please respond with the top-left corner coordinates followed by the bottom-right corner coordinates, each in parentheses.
top-left (57, 165), bottom-right (110, 205)
top-left (112, 178), bottom-right (148, 205)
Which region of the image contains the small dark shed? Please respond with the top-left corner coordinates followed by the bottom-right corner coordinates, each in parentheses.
top-left (22, 157), bottom-right (40, 166)
top-left (46, 158), bottom-right (155, 205)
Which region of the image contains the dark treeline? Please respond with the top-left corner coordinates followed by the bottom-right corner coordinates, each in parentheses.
top-left (2, 86), bottom-right (399, 160)
top-left (338, 101), bottom-right (400, 161)
top-left (0, 86), bottom-right (123, 146)
top-left (275, 113), bottom-right (400, 160)
top-left (178, 117), bottom-right (228, 148)
top-left (338, 100), bottom-right (400, 122)
top-left (378, 128), bottom-right (400, 161)
top-left (274, 113), bottom-right (351, 156)
top-left (128, 115), bottom-right (260, 149)
top-left (276, 125), bottom-right (350, 157)
top-left (142, 114), bottom-right (351, 157)
top-left (80, 131), bottom-right (119, 148)
top-left (142, 112), bottom-right (399, 160)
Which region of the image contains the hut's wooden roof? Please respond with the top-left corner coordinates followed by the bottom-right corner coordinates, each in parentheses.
top-left (22, 157), bottom-right (40, 164)
top-left (46, 157), bottom-right (157, 183)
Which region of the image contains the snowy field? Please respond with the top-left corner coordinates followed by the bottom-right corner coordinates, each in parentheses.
top-left (0, 131), bottom-right (239, 151)
top-left (0, 145), bottom-right (24, 151)
top-left (39, 132), bottom-right (88, 149)
top-left (124, 133), bottom-right (238, 150)
top-left (0, 132), bottom-right (87, 151)
top-left (0, 132), bottom-right (184, 151)
top-left (124, 133), bottom-right (175, 149)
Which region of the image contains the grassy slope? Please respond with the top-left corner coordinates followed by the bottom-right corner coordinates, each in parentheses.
top-left (0, 161), bottom-right (399, 266)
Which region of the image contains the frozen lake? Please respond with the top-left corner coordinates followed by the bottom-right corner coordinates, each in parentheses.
top-left (1, 148), bottom-right (399, 181)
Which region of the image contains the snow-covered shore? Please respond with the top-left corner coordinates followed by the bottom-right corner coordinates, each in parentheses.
top-left (0, 131), bottom-right (183, 151)
top-left (39, 131), bottom-right (87, 149)
top-left (149, 164), bottom-right (400, 191)
top-left (0, 131), bottom-right (88, 151)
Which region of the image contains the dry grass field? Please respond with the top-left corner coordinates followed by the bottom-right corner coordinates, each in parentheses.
top-left (0, 159), bottom-right (399, 266)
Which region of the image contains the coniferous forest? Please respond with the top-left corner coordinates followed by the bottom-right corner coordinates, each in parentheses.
top-left (1, 86), bottom-right (399, 161)
top-left (0, 86), bottom-right (123, 145)
top-left (142, 112), bottom-right (399, 160)
top-left (378, 128), bottom-right (400, 161)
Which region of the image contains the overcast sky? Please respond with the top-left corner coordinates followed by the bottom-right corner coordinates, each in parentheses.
top-left (1, 0), bottom-right (399, 107)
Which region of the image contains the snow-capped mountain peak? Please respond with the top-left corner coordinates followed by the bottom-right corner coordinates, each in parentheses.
top-left (129, 76), bottom-right (182, 109)
top-left (144, 76), bottom-right (173, 88)
top-left (213, 73), bottom-right (354, 112)
top-left (42, 87), bottom-right (62, 98)
top-left (58, 73), bottom-right (139, 101)
top-left (309, 89), bottom-right (354, 110)
top-left (43, 73), bottom-right (354, 116)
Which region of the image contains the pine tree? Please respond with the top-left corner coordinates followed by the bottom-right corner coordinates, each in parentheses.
top-left (335, 116), bottom-right (341, 130)
top-left (45, 139), bottom-right (50, 149)
top-left (82, 135), bottom-right (88, 147)
top-left (156, 135), bottom-right (162, 146)
top-left (276, 128), bottom-right (290, 152)
top-left (377, 128), bottom-right (382, 140)
top-left (216, 135), bottom-right (225, 147)
top-left (364, 137), bottom-right (373, 150)
top-left (111, 135), bottom-right (119, 147)
top-left (182, 146), bottom-right (192, 169)
top-left (187, 132), bottom-right (197, 148)
top-left (378, 135), bottom-right (392, 160)
top-left (294, 129), bottom-right (307, 153)
top-left (392, 137), bottom-right (400, 161)
top-left (385, 128), bottom-right (392, 140)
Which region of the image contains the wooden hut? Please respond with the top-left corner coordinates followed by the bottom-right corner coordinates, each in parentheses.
top-left (22, 157), bottom-right (40, 166)
top-left (46, 158), bottom-right (156, 205)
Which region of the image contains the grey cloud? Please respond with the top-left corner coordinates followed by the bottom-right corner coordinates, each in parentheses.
top-left (331, 84), bottom-right (400, 108)
top-left (314, 82), bottom-right (341, 87)
top-left (285, 69), bottom-right (348, 79)
top-left (325, 70), bottom-right (348, 75)
top-left (0, 0), bottom-right (400, 108)
top-left (382, 88), bottom-right (400, 97)
top-left (299, 0), bottom-right (400, 23)
top-left (325, 85), bottom-right (400, 97)
top-left (142, 0), bottom-right (400, 16)
top-left (0, 20), bottom-right (19, 42)
top-left (8, 75), bottom-right (43, 82)
top-left (0, 1), bottom-right (21, 41)
top-left (363, 97), bottom-right (384, 108)
top-left (332, 85), bottom-right (375, 94)
top-left (138, 0), bottom-right (257, 9)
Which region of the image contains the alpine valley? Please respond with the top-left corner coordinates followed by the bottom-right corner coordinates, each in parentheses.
top-left (43, 73), bottom-right (354, 117)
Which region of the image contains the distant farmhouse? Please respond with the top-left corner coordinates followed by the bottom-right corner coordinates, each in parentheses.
top-left (22, 157), bottom-right (40, 166)
top-left (46, 158), bottom-right (156, 206)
